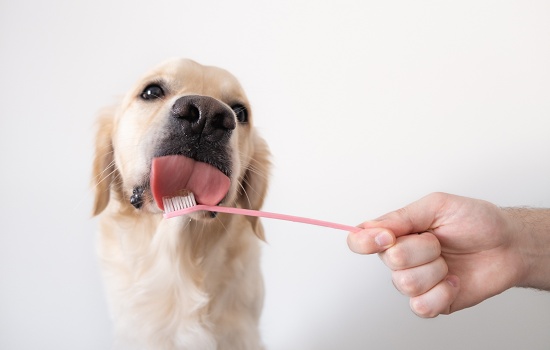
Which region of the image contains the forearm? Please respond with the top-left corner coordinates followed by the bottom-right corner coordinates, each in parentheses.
top-left (504, 207), bottom-right (550, 291)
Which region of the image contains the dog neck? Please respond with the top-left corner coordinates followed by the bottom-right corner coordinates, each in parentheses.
top-left (97, 194), bottom-right (261, 347)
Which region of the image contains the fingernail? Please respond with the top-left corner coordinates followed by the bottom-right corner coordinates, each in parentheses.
top-left (374, 230), bottom-right (394, 248)
top-left (446, 275), bottom-right (459, 288)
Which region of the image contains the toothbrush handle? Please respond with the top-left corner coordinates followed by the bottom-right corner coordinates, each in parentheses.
top-left (164, 205), bottom-right (362, 233)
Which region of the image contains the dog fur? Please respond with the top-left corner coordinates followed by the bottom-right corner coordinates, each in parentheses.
top-left (92, 58), bottom-right (270, 349)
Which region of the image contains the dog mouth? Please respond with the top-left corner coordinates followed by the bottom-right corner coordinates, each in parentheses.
top-left (148, 155), bottom-right (231, 211)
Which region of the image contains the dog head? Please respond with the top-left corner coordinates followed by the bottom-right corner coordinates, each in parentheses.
top-left (92, 58), bottom-right (270, 230)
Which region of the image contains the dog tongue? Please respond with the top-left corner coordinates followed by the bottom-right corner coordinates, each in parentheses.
top-left (151, 155), bottom-right (230, 211)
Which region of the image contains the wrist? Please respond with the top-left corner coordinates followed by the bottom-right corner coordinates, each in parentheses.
top-left (504, 208), bottom-right (550, 290)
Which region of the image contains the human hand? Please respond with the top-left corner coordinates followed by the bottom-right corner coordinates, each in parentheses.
top-left (348, 193), bottom-right (531, 317)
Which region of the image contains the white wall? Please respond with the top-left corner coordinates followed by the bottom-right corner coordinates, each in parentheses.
top-left (1, 1), bottom-right (549, 349)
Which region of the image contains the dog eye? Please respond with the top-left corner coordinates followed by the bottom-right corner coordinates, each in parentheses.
top-left (231, 104), bottom-right (248, 123)
top-left (140, 84), bottom-right (165, 100)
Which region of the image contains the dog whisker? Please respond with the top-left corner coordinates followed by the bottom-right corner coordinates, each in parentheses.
top-left (237, 180), bottom-right (253, 209)
top-left (92, 158), bottom-right (116, 183)
top-left (95, 167), bottom-right (118, 188)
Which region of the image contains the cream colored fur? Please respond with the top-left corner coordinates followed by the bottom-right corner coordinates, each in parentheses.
top-left (92, 58), bottom-right (270, 349)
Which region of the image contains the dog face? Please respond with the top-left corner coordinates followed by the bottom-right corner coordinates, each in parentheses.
top-left (93, 58), bottom-right (270, 224)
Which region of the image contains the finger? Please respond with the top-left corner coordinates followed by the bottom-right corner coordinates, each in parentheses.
top-left (361, 192), bottom-right (453, 238)
top-left (347, 227), bottom-right (396, 254)
top-left (391, 256), bottom-right (448, 297)
top-left (379, 231), bottom-right (441, 270)
top-left (409, 275), bottom-right (460, 318)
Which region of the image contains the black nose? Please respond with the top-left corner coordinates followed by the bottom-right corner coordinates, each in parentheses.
top-left (170, 95), bottom-right (236, 141)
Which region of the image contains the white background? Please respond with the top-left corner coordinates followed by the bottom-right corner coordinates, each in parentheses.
top-left (1, 1), bottom-right (550, 349)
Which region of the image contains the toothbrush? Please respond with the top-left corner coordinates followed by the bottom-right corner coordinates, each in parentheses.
top-left (162, 191), bottom-right (362, 233)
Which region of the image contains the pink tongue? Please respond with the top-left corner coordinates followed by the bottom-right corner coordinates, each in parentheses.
top-left (151, 155), bottom-right (230, 211)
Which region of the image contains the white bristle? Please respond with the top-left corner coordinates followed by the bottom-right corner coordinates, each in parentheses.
top-left (162, 191), bottom-right (197, 213)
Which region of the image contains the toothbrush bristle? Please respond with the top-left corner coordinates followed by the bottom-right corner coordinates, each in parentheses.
top-left (162, 191), bottom-right (197, 213)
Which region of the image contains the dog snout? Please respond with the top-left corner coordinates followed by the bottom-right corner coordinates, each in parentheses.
top-left (171, 95), bottom-right (236, 141)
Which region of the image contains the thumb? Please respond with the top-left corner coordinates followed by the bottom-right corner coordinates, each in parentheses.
top-left (367, 193), bottom-right (449, 237)
top-left (348, 193), bottom-right (450, 254)
top-left (347, 227), bottom-right (396, 254)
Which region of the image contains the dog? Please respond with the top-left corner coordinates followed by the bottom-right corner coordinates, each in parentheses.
top-left (91, 58), bottom-right (270, 349)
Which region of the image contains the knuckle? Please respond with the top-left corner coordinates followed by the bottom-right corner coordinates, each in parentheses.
top-left (410, 297), bottom-right (438, 318)
top-left (409, 277), bottom-right (456, 318)
top-left (423, 232), bottom-right (442, 255)
top-left (426, 192), bottom-right (449, 203)
top-left (393, 272), bottom-right (421, 296)
top-left (384, 246), bottom-right (409, 270)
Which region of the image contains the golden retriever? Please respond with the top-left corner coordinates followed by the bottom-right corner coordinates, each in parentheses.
top-left (92, 58), bottom-right (270, 349)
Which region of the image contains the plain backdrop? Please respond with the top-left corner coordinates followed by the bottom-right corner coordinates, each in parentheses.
top-left (1, 1), bottom-right (550, 349)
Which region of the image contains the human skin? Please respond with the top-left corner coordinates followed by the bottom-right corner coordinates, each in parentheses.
top-left (347, 192), bottom-right (550, 318)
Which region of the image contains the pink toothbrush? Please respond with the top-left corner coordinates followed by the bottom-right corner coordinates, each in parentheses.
top-left (162, 191), bottom-right (361, 233)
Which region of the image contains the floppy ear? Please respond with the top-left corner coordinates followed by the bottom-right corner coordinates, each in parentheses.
top-left (91, 108), bottom-right (116, 216)
top-left (238, 131), bottom-right (271, 240)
